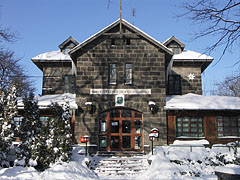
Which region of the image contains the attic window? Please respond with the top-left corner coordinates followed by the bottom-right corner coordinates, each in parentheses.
top-left (126, 39), bottom-right (130, 46)
top-left (171, 47), bottom-right (180, 54)
top-left (111, 39), bottom-right (116, 46)
top-left (64, 48), bottom-right (71, 55)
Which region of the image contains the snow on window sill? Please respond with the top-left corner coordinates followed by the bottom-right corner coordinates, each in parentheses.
top-left (217, 136), bottom-right (240, 139)
top-left (176, 136), bottom-right (205, 139)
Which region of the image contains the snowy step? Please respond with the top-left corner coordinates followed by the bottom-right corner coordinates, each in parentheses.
top-left (90, 154), bottom-right (149, 178)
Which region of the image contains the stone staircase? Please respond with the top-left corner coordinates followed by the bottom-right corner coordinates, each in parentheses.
top-left (89, 152), bottom-right (149, 179)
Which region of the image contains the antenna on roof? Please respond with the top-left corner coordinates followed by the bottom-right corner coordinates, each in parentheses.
top-left (132, 0), bottom-right (135, 25)
top-left (132, 8), bottom-right (135, 25)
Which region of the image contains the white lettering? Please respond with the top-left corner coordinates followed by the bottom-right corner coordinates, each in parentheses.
top-left (90, 89), bottom-right (151, 95)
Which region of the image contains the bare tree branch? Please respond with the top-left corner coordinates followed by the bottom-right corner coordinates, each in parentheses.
top-left (178, 0), bottom-right (240, 64)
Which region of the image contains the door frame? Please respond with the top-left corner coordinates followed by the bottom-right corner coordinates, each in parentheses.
top-left (99, 107), bottom-right (143, 152)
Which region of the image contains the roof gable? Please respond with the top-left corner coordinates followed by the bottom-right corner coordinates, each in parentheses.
top-left (69, 19), bottom-right (173, 57)
top-left (163, 36), bottom-right (185, 50)
top-left (58, 36), bottom-right (79, 51)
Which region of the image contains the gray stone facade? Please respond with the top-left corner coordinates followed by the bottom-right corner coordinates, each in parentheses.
top-left (32, 19), bottom-right (213, 152)
top-left (172, 66), bottom-right (202, 95)
top-left (72, 21), bottom-right (171, 150)
top-left (42, 62), bottom-right (72, 95)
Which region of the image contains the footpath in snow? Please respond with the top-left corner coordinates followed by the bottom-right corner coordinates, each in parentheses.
top-left (0, 140), bottom-right (240, 180)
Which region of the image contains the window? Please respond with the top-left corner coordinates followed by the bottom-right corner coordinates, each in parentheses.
top-left (176, 117), bottom-right (204, 137)
top-left (111, 39), bottom-right (116, 46)
top-left (14, 116), bottom-right (23, 126)
top-left (125, 63), bottom-right (132, 85)
top-left (14, 116), bottom-right (24, 137)
top-left (109, 64), bottom-right (117, 84)
top-left (64, 75), bottom-right (76, 93)
top-left (126, 39), bottom-right (130, 46)
top-left (40, 116), bottom-right (50, 127)
top-left (216, 116), bottom-right (240, 137)
top-left (168, 75), bottom-right (181, 95)
top-left (64, 48), bottom-right (71, 55)
top-left (171, 47), bottom-right (180, 54)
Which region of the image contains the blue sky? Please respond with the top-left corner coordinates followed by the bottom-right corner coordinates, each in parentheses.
top-left (1, 0), bottom-right (239, 95)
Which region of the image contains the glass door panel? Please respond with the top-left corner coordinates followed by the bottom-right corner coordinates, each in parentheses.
top-left (122, 120), bottom-right (131, 133)
top-left (99, 108), bottom-right (143, 151)
top-left (135, 136), bottom-right (142, 149)
top-left (110, 136), bottom-right (120, 149)
top-left (111, 120), bottom-right (119, 133)
top-left (122, 136), bottom-right (131, 149)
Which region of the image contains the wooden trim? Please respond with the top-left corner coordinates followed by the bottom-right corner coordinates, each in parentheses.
top-left (99, 107), bottom-right (143, 151)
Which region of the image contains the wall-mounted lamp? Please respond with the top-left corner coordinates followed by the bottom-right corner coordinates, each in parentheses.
top-left (148, 101), bottom-right (158, 114)
top-left (85, 102), bottom-right (96, 114)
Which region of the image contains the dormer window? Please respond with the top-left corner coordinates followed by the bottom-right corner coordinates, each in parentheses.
top-left (171, 47), bottom-right (180, 54)
top-left (64, 48), bottom-right (71, 55)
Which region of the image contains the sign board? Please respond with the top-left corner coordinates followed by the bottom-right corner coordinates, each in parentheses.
top-left (149, 133), bottom-right (155, 141)
top-left (90, 89), bottom-right (151, 95)
top-left (151, 128), bottom-right (159, 138)
top-left (115, 94), bottom-right (124, 106)
top-left (80, 136), bottom-right (89, 143)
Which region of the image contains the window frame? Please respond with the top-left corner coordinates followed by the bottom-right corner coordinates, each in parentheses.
top-left (176, 116), bottom-right (204, 138)
top-left (109, 63), bottom-right (117, 85)
top-left (64, 75), bottom-right (76, 93)
top-left (168, 75), bottom-right (181, 95)
top-left (216, 116), bottom-right (240, 137)
top-left (124, 63), bottom-right (133, 85)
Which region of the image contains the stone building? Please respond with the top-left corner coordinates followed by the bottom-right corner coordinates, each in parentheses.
top-left (30, 19), bottom-right (240, 152)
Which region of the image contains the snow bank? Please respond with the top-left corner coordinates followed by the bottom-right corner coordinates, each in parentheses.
top-left (0, 147), bottom-right (98, 180)
top-left (165, 93), bottom-right (240, 110)
top-left (17, 93), bottom-right (78, 110)
top-left (1, 141), bottom-right (240, 180)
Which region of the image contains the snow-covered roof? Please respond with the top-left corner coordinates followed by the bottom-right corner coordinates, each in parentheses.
top-left (165, 93), bottom-right (240, 110)
top-left (32, 50), bottom-right (72, 61)
top-left (17, 93), bottom-right (78, 110)
top-left (173, 50), bottom-right (213, 60)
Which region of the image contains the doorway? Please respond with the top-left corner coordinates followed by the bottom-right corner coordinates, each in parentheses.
top-left (99, 107), bottom-right (143, 151)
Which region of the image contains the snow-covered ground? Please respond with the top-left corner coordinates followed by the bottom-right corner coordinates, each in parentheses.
top-left (0, 140), bottom-right (240, 180)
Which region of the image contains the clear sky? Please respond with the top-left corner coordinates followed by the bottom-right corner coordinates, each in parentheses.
top-left (1, 0), bottom-right (239, 95)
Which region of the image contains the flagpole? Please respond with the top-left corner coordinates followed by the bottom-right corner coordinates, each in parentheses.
top-left (120, 0), bottom-right (122, 34)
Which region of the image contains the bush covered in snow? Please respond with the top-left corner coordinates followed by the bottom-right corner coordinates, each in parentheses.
top-left (31, 102), bottom-right (73, 171)
top-left (141, 140), bottom-right (240, 180)
top-left (17, 92), bottom-right (41, 166)
top-left (0, 86), bottom-right (17, 167)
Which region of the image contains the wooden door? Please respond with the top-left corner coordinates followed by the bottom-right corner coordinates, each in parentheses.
top-left (99, 107), bottom-right (143, 151)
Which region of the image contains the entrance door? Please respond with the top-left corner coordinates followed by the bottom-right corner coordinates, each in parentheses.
top-left (99, 107), bottom-right (143, 152)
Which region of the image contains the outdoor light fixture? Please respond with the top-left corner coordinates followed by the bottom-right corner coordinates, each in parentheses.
top-left (85, 102), bottom-right (96, 114)
top-left (148, 101), bottom-right (158, 114)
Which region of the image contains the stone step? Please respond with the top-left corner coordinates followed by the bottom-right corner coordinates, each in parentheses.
top-left (94, 165), bottom-right (148, 171)
top-left (94, 159), bottom-right (146, 165)
top-left (89, 153), bottom-right (149, 178)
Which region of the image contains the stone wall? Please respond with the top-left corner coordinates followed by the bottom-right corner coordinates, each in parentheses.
top-left (42, 62), bottom-right (72, 95)
top-left (172, 66), bottom-right (202, 95)
top-left (74, 30), bottom-right (168, 151)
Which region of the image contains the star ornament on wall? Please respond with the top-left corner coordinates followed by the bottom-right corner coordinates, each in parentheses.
top-left (187, 73), bottom-right (195, 80)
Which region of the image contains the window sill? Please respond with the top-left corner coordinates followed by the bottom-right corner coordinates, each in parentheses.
top-left (217, 136), bottom-right (240, 139)
top-left (176, 136), bottom-right (205, 139)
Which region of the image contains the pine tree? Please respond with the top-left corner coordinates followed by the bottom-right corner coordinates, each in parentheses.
top-left (17, 92), bottom-right (40, 166)
top-left (31, 101), bottom-right (72, 171)
top-left (0, 86), bottom-right (17, 167)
